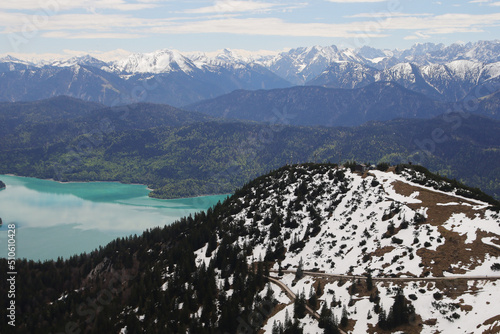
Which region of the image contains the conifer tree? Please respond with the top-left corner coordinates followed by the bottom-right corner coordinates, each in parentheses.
top-left (295, 257), bottom-right (304, 280)
top-left (294, 289), bottom-right (307, 319)
top-left (340, 305), bottom-right (348, 327)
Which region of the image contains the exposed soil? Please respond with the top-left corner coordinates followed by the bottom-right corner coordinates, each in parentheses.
top-left (390, 180), bottom-right (499, 277)
top-left (480, 314), bottom-right (500, 334)
top-left (257, 302), bottom-right (291, 334)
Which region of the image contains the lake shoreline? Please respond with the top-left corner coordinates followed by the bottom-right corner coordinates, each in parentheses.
top-left (0, 175), bottom-right (227, 261)
top-left (4, 173), bottom-right (157, 191)
top-left (2, 173), bottom-right (230, 200)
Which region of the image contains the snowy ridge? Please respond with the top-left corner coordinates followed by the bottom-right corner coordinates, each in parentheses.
top-left (190, 164), bottom-right (500, 333)
top-left (311, 59), bottom-right (500, 101)
top-left (264, 45), bottom-right (367, 84)
top-left (2, 40), bottom-right (499, 103)
top-left (198, 165), bottom-right (498, 277)
top-left (107, 49), bottom-right (199, 74)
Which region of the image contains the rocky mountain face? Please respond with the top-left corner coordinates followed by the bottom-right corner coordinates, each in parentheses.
top-left (2, 163), bottom-right (499, 333)
top-left (1, 40), bottom-right (499, 106)
top-left (311, 59), bottom-right (500, 101)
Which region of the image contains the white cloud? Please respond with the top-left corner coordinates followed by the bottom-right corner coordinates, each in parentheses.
top-left (0, 0), bottom-right (159, 11)
top-left (469, 0), bottom-right (500, 4)
top-left (184, 1), bottom-right (279, 14)
top-left (326, 0), bottom-right (386, 2)
top-left (42, 31), bottom-right (145, 39)
top-left (0, 3), bottom-right (499, 46)
top-left (347, 12), bottom-right (432, 18)
top-left (151, 17), bottom-right (390, 38)
top-left (147, 12), bottom-right (500, 39)
top-left (404, 31), bottom-right (432, 40)
top-left (1, 12), bottom-right (161, 34)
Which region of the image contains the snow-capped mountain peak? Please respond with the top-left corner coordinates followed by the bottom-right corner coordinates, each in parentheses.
top-left (48, 55), bottom-right (108, 69)
top-left (109, 49), bottom-right (198, 74)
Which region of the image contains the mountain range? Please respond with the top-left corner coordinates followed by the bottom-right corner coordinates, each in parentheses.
top-left (1, 40), bottom-right (499, 106)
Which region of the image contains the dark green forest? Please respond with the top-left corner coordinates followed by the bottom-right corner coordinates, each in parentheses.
top-left (0, 97), bottom-right (499, 199)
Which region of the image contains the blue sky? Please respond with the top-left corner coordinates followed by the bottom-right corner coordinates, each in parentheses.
top-left (1, 0), bottom-right (499, 60)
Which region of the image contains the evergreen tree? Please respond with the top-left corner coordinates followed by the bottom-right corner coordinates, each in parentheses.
top-left (272, 320), bottom-right (283, 334)
top-left (308, 286), bottom-right (318, 310)
top-left (340, 305), bottom-right (348, 328)
top-left (278, 261), bottom-right (284, 276)
top-left (319, 303), bottom-right (333, 328)
top-left (294, 290), bottom-right (307, 319)
top-left (378, 306), bottom-right (388, 330)
top-left (385, 288), bottom-right (415, 328)
top-left (366, 271), bottom-right (373, 291)
top-left (295, 257), bottom-right (304, 281)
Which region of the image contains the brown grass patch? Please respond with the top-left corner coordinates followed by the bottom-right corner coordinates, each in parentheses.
top-left (343, 319), bottom-right (357, 334)
top-left (257, 303), bottom-right (291, 334)
top-left (372, 246), bottom-right (395, 257)
top-left (389, 180), bottom-right (498, 276)
top-left (481, 315), bottom-right (500, 334)
top-left (460, 304), bottom-right (473, 312)
top-left (366, 315), bottom-right (424, 334)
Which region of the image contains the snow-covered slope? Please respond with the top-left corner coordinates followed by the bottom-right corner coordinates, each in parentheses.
top-left (199, 164), bottom-right (499, 277)
top-left (192, 164), bottom-right (500, 333)
top-left (311, 59), bottom-right (500, 101)
top-left (263, 45), bottom-right (367, 85)
top-left (108, 49), bottom-right (199, 74)
top-left (307, 61), bottom-right (377, 89)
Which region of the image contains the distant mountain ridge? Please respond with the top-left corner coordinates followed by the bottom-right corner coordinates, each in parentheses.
top-left (186, 81), bottom-right (500, 127)
top-left (310, 59), bottom-right (500, 101)
top-left (1, 40), bottom-right (499, 105)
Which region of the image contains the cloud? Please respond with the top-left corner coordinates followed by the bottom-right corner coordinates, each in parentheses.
top-left (184, 1), bottom-right (280, 14)
top-left (1, 2), bottom-right (499, 47)
top-left (145, 12), bottom-right (500, 40)
top-left (469, 0), bottom-right (500, 5)
top-left (42, 31), bottom-right (145, 39)
top-left (347, 12), bottom-right (432, 18)
top-left (1, 12), bottom-right (161, 34)
top-left (404, 31), bottom-right (431, 40)
top-left (0, 0), bottom-right (159, 11)
top-left (326, 0), bottom-right (387, 2)
top-left (151, 17), bottom-right (388, 38)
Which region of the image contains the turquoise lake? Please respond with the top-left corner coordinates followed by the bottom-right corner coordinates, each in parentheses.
top-left (0, 175), bottom-right (227, 261)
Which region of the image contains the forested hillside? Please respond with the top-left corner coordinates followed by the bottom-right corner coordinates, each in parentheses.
top-left (0, 98), bottom-right (499, 199)
top-left (186, 82), bottom-right (450, 127)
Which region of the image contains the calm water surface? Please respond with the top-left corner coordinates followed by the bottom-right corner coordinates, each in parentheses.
top-left (0, 175), bottom-right (227, 261)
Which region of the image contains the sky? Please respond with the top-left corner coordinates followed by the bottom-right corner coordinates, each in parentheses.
top-left (0, 0), bottom-right (499, 61)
